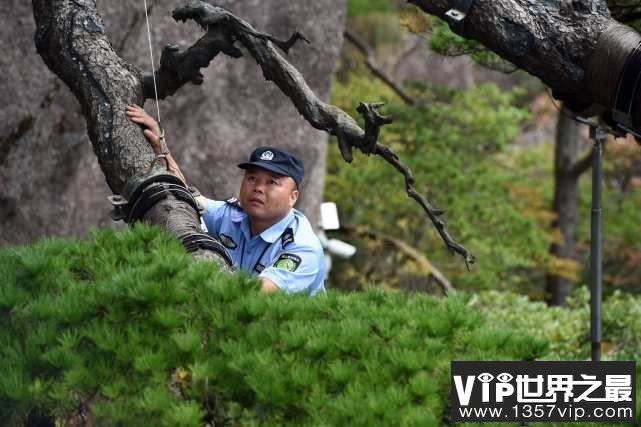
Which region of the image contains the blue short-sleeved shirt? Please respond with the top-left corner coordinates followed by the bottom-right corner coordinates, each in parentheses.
top-left (202, 198), bottom-right (326, 296)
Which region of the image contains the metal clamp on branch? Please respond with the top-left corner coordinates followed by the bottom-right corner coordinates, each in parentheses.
top-left (444, 0), bottom-right (478, 35)
top-left (179, 231), bottom-right (234, 267)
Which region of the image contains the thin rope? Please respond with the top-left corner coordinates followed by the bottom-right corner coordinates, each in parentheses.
top-left (143, 0), bottom-right (162, 128)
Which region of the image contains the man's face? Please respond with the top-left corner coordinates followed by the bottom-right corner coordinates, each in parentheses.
top-left (239, 167), bottom-right (299, 226)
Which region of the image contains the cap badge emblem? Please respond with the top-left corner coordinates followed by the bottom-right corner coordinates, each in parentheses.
top-left (260, 151), bottom-right (274, 161)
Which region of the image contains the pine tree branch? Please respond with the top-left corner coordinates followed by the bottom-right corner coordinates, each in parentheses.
top-left (31, 0), bottom-right (232, 269)
top-left (406, 0), bottom-right (641, 131)
top-left (374, 144), bottom-right (474, 267)
top-left (33, 0), bottom-right (473, 267)
top-left (142, 26), bottom-right (242, 100)
top-left (143, 3), bottom-right (310, 100)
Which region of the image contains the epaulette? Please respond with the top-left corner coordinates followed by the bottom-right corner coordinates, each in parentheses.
top-left (225, 197), bottom-right (241, 209)
top-left (281, 227), bottom-right (294, 248)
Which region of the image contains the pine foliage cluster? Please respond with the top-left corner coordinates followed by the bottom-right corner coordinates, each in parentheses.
top-left (0, 226), bottom-right (547, 425)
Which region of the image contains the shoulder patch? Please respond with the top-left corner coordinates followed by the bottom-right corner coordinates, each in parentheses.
top-left (218, 233), bottom-right (237, 249)
top-left (273, 252), bottom-right (302, 272)
top-left (281, 227), bottom-right (294, 248)
top-left (225, 197), bottom-right (241, 209)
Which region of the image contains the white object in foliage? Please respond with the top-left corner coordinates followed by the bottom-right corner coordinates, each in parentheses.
top-left (320, 202), bottom-right (340, 230)
top-left (324, 238), bottom-right (357, 259)
top-left (318, 203), bottom-right (357, 279)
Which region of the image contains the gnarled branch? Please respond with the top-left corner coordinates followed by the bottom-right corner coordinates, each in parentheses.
top-left (164, 1), bottom-right (474, 265)
top-left (33, 0), bottom-right (473, 267)
top-left (142, 3), bottom-right (310, 100)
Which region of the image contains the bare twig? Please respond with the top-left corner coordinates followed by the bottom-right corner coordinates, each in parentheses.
top-left (375, 144), bottom-right (474, 268)
top-left (344, 29), bottom-right (416, 105)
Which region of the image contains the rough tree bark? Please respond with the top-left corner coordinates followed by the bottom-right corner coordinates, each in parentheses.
top-left (409, 0), bottom-right (641, 126)
top-left (31, 0), bottom-right (232, 264)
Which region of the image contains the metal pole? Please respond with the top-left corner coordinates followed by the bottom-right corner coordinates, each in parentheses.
top-left (589, 126), bottom-right (606, 362)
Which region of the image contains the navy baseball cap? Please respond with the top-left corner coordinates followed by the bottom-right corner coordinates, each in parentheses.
top-left (238, 146), bottom-right (305, 188)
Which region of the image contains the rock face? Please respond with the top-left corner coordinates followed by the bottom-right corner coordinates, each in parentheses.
top-left (0, 0), bottom-right (345, 246)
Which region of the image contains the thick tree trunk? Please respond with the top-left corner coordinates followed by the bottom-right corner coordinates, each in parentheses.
top-left (30, 0), bottom-right (227, 264)
top-left (409, 0), bottom-right (641, 124)
top-left (546, 110), bottom-right (589, 306)
top-left (32, 1), bottom-right (148, 194)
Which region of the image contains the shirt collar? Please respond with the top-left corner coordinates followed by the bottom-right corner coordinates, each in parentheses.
top-left (233, 207), bottom-right (296, 242)
top-left (258, 209), bottom-right (295, 243)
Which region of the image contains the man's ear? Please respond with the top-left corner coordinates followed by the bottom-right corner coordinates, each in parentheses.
top-left (289, 186), bottom-right (299, 208)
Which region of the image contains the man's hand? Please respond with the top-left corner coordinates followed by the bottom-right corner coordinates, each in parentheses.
top-left (126, 104), bottom-right (187, 184)
top-left (126, 104), bottom-right (163, 154)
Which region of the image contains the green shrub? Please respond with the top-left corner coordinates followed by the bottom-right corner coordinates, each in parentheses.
top-left (475, 288), bottom-right (641, 362)
top-left (0, 226), bottom-right (548, 425)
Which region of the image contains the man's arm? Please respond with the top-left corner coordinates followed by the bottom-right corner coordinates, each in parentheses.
top-left (260, 277), bottom-right (280, 294)
top-left (126, 105), bottom-right (189, 186)
top-left (259, 246), bottom-right (323, 295)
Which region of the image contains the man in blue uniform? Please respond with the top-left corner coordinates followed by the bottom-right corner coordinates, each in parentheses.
top-left (127, 105), bottom-right (325, 296)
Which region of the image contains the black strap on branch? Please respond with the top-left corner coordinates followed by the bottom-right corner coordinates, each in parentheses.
top-left (127, 182), bottom-right (200, 223)
top-left (444, 0), bottom-right (477, 35)
top-left (122, 171), bottom-right (186, 216)
top-left (179, 231), bottom-right (233, 266)
top-left (613, 41), bottom-right (641, 134)
top-left (128, 182), bottom-right (234, 266)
